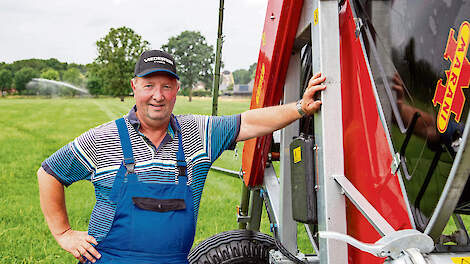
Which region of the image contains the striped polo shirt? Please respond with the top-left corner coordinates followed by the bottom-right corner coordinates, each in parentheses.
top-left (42, 106), bottom-right (240, 242)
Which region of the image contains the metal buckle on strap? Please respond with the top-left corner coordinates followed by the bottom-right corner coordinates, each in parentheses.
top-left (125, 163), bottom-right (135, 174)
top-left (178, 166), bottom-right (187, 176)
top-left (123, 158), bottom-right (135, 174)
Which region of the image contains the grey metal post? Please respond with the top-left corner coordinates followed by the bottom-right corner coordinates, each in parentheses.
top-left (238, 183), bottom-right (250, 229)
top-left (247, 188), bottom-right (263, 231)
top-left (311, 0), bottom-right (348, 263)
top-left (211, 0), bottom-right (224, 116)
top-left (278, 51), bottom-right (302, 254)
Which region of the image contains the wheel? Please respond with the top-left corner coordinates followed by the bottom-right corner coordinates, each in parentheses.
top-left (188, 229), bottom-right (277, 264)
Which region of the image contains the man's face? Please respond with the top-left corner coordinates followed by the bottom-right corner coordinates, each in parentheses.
top-left (131, 72), bottom-right (179, 128)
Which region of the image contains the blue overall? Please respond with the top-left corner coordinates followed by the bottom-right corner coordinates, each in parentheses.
top-left (88, 118), bottom-right (195, 263)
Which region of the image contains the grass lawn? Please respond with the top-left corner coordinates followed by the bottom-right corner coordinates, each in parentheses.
top-left (0, 96), bottom-right (462, 263)
top-left (1, 96), bottom-right (316, 263)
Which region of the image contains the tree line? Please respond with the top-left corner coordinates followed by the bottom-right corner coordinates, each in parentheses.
top-left (0, 58), bottom-right (85, 96)
top-left (0, 26), bottom-right (256, 100)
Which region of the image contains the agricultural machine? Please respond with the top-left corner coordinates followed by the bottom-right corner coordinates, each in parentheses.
top-left (189, 0), bottom-right (470, 263)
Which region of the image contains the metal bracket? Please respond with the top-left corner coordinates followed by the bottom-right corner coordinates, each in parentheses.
top-left (333, 174), bottom-right (395, 236)
top-left (319, 229), bottom-right (434, 259)
top-left (236, 207), bottom-right (251, 223)
top-left (326, 174), bottom-right (435, 260)
top-left (269, 250), bottom-right (319, 264)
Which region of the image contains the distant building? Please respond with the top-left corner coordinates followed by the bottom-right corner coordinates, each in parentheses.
top-left (233, 79), bottom-right (254, 96)
top-left (219, 70), bottom-right (234, 91)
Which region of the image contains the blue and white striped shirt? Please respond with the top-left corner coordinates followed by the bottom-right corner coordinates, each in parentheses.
top-left (42, 106), bottom-right (240, 242)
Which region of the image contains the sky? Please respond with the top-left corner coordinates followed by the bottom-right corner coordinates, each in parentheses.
top-left (0, 0), bottom-right (268, 72)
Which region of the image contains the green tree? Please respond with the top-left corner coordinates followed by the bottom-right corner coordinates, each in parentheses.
top-left (14, 67), bottom-right (38, 94)
top-left (9, 59), bottom-right (67, 75)
top-left (63, 67), bottom-right (83, 86)
top-left (232, 69), bottom-right (251, 84)
top-left (85, 63), bottom-right (103, 96)
top-left (162, 31), bottom-right (215, 102)
top-left (86, 76), bottom-right (103, 96)
top-left (68, 63), bottom-right (87, 74)
top-left (0, 69), bottom-right (13, 96)
top-left (95, 26), bottom-right (150, 101)
top-left (40, 68), bottom-right (60, 81)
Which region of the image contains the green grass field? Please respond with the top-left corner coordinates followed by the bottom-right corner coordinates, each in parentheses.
top-left (0, 96), bottom-right (463, 263)
top-left (0, 96), bottom-right (315, 263)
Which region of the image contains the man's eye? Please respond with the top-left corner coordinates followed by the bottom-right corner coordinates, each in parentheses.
top-left (164, 85), bottom-right (171, 89)
top-left (144, 85), bottom-right (152, 89)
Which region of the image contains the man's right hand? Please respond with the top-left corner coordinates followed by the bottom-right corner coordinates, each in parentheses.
top-left (54, 229), bottom-right (101, 263)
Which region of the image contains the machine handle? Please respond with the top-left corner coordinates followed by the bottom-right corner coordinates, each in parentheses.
top-left (319, 229), bottom-right (434, 260)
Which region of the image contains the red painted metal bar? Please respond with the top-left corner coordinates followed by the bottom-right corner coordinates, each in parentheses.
top-left (242, 0), bottom-right (304, 187)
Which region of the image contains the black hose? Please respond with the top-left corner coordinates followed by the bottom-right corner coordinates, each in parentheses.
top-left (261, 189), bottom-right (306, 264)
top-left (273, 229), bottom-right (307, 264)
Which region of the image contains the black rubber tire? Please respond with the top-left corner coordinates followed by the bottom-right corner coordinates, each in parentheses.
top-left (188, 229), bottom-right (276, 264)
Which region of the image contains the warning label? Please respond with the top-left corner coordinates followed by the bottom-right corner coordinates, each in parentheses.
top-left (293, 146), bottom-right (302, 163)
top-left (452, 256), bottom-right (470, 264)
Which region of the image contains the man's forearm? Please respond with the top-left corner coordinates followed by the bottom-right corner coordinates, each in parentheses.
top-left (38, 168), bottom-right (101, 263)
top-left (237, 102), bottom-right (300, 142)
top-left (236, 73), bottom-right (325, 142)
top-left (37, 167), bottom-right (71, 238)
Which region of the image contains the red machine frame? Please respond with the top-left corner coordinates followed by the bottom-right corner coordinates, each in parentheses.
top-left (237, 0), bottom-right (470, 263)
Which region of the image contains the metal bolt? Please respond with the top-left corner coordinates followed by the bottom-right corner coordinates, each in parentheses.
top-left (270, 13), bottom-right (275, 20)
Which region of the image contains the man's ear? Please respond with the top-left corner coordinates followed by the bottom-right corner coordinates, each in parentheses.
top-left (130, 78), bottom-right (137, 92)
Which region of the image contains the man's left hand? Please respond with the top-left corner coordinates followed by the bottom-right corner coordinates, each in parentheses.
top-left (301, 72), bottom-right (326, 115)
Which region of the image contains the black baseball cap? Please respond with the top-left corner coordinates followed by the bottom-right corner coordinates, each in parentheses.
top-left (134, 50), bottom-right (179, 79)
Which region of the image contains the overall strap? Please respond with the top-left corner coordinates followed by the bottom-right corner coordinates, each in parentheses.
top-left (174, 117), bottom-right (188, 185)
top-left (116, 118), bottom-right (135, 171)
top-left (110, 118), bottom-right (136, 203)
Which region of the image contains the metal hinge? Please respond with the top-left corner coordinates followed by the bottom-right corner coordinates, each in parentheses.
top-left (354, 17), bottom-right (363, 38)
top-left (391, 152), bottom-right (401, 175)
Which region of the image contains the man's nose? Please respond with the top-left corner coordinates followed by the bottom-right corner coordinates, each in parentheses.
top-left (152, 88), bottom-right (164, 101)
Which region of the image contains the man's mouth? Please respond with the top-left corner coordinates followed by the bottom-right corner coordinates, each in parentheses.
top-left (149, 103), bottom-right (165, 110)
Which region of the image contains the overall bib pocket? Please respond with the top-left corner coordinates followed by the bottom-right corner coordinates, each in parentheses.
top-left (132, 197), bottom-right (186, 212)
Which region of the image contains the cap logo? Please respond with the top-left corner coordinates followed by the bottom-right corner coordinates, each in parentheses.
top-left (143, 56), bottom-right (174, 65)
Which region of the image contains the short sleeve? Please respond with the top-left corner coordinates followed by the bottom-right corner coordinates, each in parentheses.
top-left (41, 129), bottom-right (97, 186)
top-left (207, 114), bottom-right (241, 162)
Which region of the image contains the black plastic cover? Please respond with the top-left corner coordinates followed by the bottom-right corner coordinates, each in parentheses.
top-left (290, 135), bottom-right (317, 224)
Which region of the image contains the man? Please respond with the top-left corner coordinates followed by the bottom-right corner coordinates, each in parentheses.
top-left (38, 50), bottom-right (326, 263)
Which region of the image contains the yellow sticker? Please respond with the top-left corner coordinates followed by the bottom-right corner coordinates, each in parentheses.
top-left (293, 146), bottom-right (302, 163)
top-left (262, 32), bottom-right (266, 47)
top-left (451, 256), bottom-right (470, 264)
top-left (314, 8), bottom-right (319, 25)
